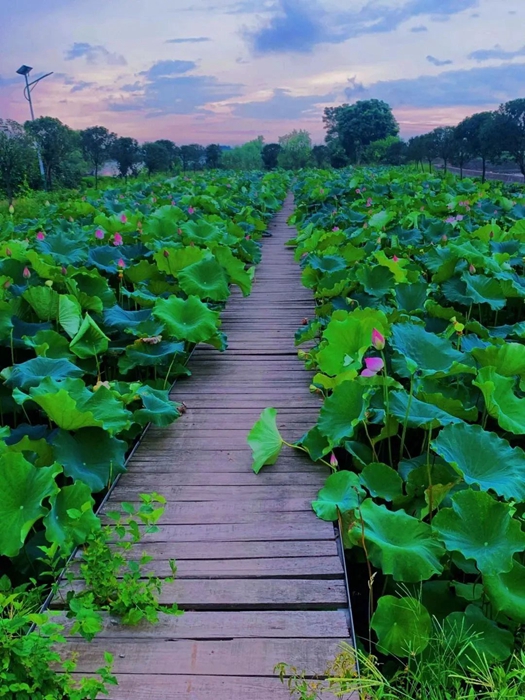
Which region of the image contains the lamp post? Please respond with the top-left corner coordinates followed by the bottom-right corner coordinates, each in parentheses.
top-left (16, 65), bottom-right (53, 187)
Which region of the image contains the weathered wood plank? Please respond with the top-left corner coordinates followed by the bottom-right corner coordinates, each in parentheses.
top-left (69, 638), bottom-right (342, 676)
top-left (120, 472), bottom-right (326, 486)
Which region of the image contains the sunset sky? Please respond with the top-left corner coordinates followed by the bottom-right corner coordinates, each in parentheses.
top-left (0, 0), bottom-right (523, 145)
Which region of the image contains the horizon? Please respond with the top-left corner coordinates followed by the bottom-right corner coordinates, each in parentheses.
top-left (0, 0), bottom-right (522, 146)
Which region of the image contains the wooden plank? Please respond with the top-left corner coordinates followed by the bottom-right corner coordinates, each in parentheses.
top-left (102, 509), bottom-right (321, 526)
top-left (120, 472), bottom-right (326, 486)
top-left (69, 555), bottom-right (343, 578)
top-left (59, 578), bottom-right (348, 609)
top-left (68, 609), bottom-right (349, 639)
top-left (70, 638), bottom-right (343, 676)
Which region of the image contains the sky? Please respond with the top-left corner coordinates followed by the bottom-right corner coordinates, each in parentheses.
top-left (0, 0), bottom-right (523, 145)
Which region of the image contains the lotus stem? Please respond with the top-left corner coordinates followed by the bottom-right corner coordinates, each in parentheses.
top-left (399, 376), bottom-right (414, 462)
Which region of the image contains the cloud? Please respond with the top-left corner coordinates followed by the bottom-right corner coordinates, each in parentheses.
top-left (245, 0), bottom-right (479, 55)
top-left (230, 88), bottom-right (335, 119)
top-left (70, 80), bottom-right (96, 93)
top-left (165, 37), bottom-right (211, 43)
top-left (410, 25), bottom-right (428, 32)
top-left (140, 60), bottom-right (197, 79)
top-left (426, 55), bottom-right (453, 66)
top-left (345, 62), bottom-right (525, 108)
top-left (64, 42), bottom-right (127, 65)
top-left (0, 76), bottom-right (19, 87)
top-left (109, 62), bottom-right (243, 116)
top-left (468, 45), bottom-right (525, 62)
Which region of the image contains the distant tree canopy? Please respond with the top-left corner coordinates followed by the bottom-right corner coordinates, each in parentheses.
top-left (25, 116), bottom-right (79, 189)
top-left (0, 119), bottom-right (38, 203)
top-left (80, 126), bottom-right (116, 187)
top-left (262, 143), bottom-right (281, 170)
top-left (324, 99), bottom-right (399, 164)
top-left (111, 137), bottom-right (141, 178)
top-left (205, 144), bottom-right (222, 169)
top-left (221, 137), bottom-right (264, 170)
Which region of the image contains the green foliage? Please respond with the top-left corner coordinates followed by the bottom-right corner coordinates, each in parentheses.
top-left (247, 407), bottom-right (284, 474)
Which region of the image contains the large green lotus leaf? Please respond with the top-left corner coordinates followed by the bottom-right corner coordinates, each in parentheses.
top-left (213, 245), bottom-right (253, 296)
top-left (296, 426), bottom-right (332, 462)
top-left (133, 386), bottom-right (180, 427)
top-left (0, 454), bottom-right (60, 557)
top-left (371, 596), bottom-right (431, 657)
top-left (433, 489), bottom-right (525, 575)
top-left (484, 560), bottom-right (525, 623)
top-left (15, 377), bottom-right (131, 435)
top-left (355, 265), bottom-right (395, 297)
top-left (443, 275), bottom-right (506, 311)
top-left (349, 499), bottom-right (445, 582)
top-left (308, 254), bottom-right (347, 273)
top-left (103, 305), bottom-right (152, 333)
top-left (317, 381), bottom-right (371, 444)
top-left (432, 422), bottom-right (525, 501)
top-left (312, 471), bottom-right (364, 521)
top-left (44, 481), bottom-right (100, 551)
top-left (391, 323), bottom-right (466, 377)
top-left (153, 295), bottom-right (219, 343)
top-left (472, 342), bottom-right (525, 378)
top-left (416, 390), bottom-right (478, 422)
top-left (0, 300), bottom-right (13, 341)
top-left (52, 427), bottom-right (127, 492)
top-left (118, 340), bottom-right (186, 374)
top-left (317, 308), bottom-right (389, 376)
top-left (23, 329), bottom-right (75, 360)
top-left (6, 357), bottom-right (82, 390)
top-left (389, 390), bottom-right (462, 429)
top-left (178, 257), bottom-right (230, 302)
top-left (69, 269), bottom-right (116, 309)
top-left (22, 285), bottom-right (59, 321)
top-left (37, 231), bottom-right (88, 265)
top-left (153, 246), bottom-right (206, 275)
top-left (445, 605), bottom-right (513, 664)
top-left (58, 294), bottom-right (82, 338)
top-left (474, 367), bottom-right (525, 435)
top-left (360, 462), bottom-right (404, 502)
top-left (248, 407), bottom-right (283, 474)
top-left (295, 319), bottom-right (321, 346)
top-left (6, 435), bottom-right (54, 467)
top-left (142, 204), bottom-right (184, 239)
top-left (374, 250), bottom-right (409, 283)
top-left (395, 282), bottom-right (428, 311)
top-left (69, 314), bottom-right (109, 359)
top-left (181, 219), bottom-right (227, 245)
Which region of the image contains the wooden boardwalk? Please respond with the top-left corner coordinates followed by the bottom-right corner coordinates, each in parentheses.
top-left (68, 196), bottom-right (351, 698)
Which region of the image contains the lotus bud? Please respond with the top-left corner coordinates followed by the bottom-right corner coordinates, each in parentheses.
top-left (330, 452), bottom-right (338, 468)
top-left (392, 255), bottom-right (399, 262)
top-left (489, 230), bottom-right (494, 239)
top-left (297, 350), bottom-right (307, 360)
top-left (22, 267), bottom-right (31, 279)
top-left (3, 280), bottom-right (11, 289)
top-left (36, 231), bottom-right (45, 241)
top-left (8, 205), bottom-right (14, 214)
top-left (372, 328), bottom-right (385, 351)
top-left (441, 234), bottom-right (448, 243)
top-left (95, 229), bottom-right (104, 240)
top-left (61, 266), bottom-right (67, 275)
top-left (469, 264), bottom-right (476, 274)
top-left (301, 318), bottom-right (309, 326)
top-left (163, 249), bottom-right (170, 258)
top-left (117, 258), bottom-right (126, 269)
top-left (45, 200), bottom-right (50, 206)
top-left (188, 206), bottom-right (195, 215)
top-left (113, 232), bottom-right (123, 246)
top-left (5, 248), bottom-right (12, 257)
top-left (45, 280), bottom-right (53, 288)
top-left (120, 214), bottom-right (127, 223)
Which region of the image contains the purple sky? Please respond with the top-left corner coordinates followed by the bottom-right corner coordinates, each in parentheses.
top-left (0, 0), bottom-right (523, 145)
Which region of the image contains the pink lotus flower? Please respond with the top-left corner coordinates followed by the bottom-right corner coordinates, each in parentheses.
top-left (22, 267), bottom-right (31, 279)
top-left (361, 357), bottom-right (384, 378)
top-left (95, 229), bottom-right (104, 240)
top-left (445, 216), bottom-right (456, 224)
top-left (188, 206), bottom-right (195, 215)
top-left (113, 233), bottom-right (123, 246)
top-left (141, 336), bottom-right (162, 345)
top-left (366, 198), bottom-right (373, 207)
top-left (332, 226), bottom-right (340, 231)
top-left (356, 188), bottom-right (362, 194)
top-left (120, 214), bottom-right (127, 223)
top-left (117, 258), bottom-right (126, 269)
top-left (36, 231), bottom-right (45, 241)
top-left (392, 255), bottom-right (399, 262)
top-left (372, 328), bottom-right (385, 351)
top-left (456, 214), bottom-right (464, 222)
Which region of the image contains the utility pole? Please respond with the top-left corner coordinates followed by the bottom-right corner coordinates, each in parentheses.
top-left (16, 65), bottom-right (53, 188)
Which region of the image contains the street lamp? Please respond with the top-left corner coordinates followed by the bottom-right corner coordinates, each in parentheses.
top-left (16, 64), bottom-right (53, 187)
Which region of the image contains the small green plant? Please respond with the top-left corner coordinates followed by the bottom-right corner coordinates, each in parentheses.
top-left (65, 493), bottom-right (182, 638)
top-left (0, 575), bottom-right (116, 700)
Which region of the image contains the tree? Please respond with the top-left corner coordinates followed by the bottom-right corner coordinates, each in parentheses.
top-left (142, 141), bottom-right (172, 174)
top-left (278, 130), bottom-right (312, 170)
top-left (420, 132), bottom-right (439, 172)
top-left (111, 137), bottom-right (141, 178)
top-left (221, 137), bottom-right (264, 170)
top-left (0, 120), bottom-right (38, 203)
top-left (407, 136), bottom-right (427, 171)
top-left (180, 144), bottom-right (205, 171)
top-left (323, 100), bottom-right (399, 163)
top-left (311, 144), bottom-right (330, 168)
top-left (362, 136), bottom-right (406, 165)
top-left (431, 127), bottom-right (456, 172)
top-left (154, 139), bottom-right (180, 170)
top-left (261, 143), bottom-right (281, 170)
top-left (25, 116), bottom-right (76, 189)
top-left (80, 126), bottom-right (116, 188)
top-left (450, 129), bottom-right (472, 179)
top-left (494, 99), bottom-right (525, 178)
top-left (205, 144), bottom-right (222, 169)
top-left (455, 112), bottom-right (497, 183)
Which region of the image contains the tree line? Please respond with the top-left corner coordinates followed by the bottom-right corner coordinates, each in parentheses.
top-left (321, 97), bottom-right (525, 180)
